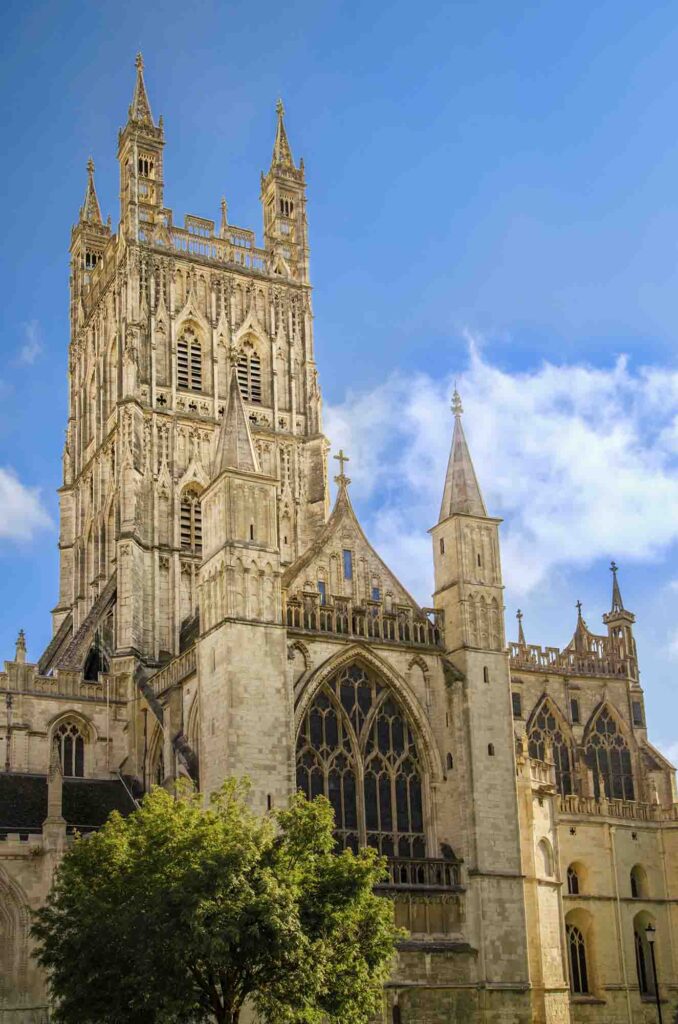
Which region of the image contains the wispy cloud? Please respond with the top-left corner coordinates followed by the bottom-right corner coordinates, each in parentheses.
top-left (17, 319), bottom-right (43, 365)
top-left (324, 340), bottom-right (678, 604)
top-left (0, 468), bottom-right (52, 541)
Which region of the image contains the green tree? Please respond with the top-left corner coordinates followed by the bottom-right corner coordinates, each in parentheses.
top-left (32, 781), bottom-right (398, 1024)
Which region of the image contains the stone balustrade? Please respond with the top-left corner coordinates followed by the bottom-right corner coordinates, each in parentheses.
top-left (379, 857), bottom-right (462, 890)
top-left (509, 640), bottom-right (634, 679)
top-left (147, 646), bottom-right (197, 698)
top-left (0, 668), bottom-right (126, 703)
top-left (284, 593), bottom-right (444, 650)
top-left (558, 793), bottom-right (678, 822)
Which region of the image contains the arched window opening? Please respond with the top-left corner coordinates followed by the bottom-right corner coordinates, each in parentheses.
top-left (177, 329), bottom-right (202, 392)
top-left (528, 699), bottom-right (574, 797)
top-left (237, 350), bottom-right (262, 403)
top-left (630, 865), bottom-right (647, 899)
top-left (83, 638), bottom-right (109, 682)
top-left (296, 662), bottom-right (426, 859)
top-left (180, 489), bottom-right (202, 555)
top-left (537, 838), bottom-right (554, 877)
top-left (567, 865), bottom-right (580, 895)
top-left (584, 706), bottom-right (634, 801)
top-left (567, 924), bottom-right (590, 995)
top-left (54, 722), bottom-right (85, 778)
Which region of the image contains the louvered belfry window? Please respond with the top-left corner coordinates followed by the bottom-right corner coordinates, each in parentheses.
top-left (237, 351), bottom-right (262, 403)
top-left (180, 489), bottom-right (202, 555)
top-left (177, 329), bottom-right (202, 392)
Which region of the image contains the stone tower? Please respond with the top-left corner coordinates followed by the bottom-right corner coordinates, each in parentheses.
top-left (430, 390), bottom-right (532, 1010)
top-left (46, 54), bottom-right (329, 676)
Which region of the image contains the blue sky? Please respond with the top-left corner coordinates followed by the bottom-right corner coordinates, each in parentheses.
top-left (0, 0), bottom-right (676, 758)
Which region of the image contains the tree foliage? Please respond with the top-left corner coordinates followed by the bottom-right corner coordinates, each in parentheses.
top-left (32, 781), bottom-right (398, 1024)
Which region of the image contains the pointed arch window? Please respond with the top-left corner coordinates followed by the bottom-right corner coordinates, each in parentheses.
top-left (180, 489), bottom-right (202, 555)
top-left (54, 721), bottom-right (85, 778)
top-left (177, 329), bottom-right (202, 392)
top-left (567, 924), bottom-right (590, 994)
top-left (584, 706), bottom-right (634, 801)
top-left (296, 662), bottom-right (426, 858)
top-left (527, 699), bottom-right (574, 796)
top-left (237, 349), bottom-right (262, 404)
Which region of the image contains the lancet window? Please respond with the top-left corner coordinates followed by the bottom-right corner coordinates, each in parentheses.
top-left (296, 662), bottom-right (426, 859)
top-left (527, 699), bottom-right (574, 796)
top-left (180, 489), bottom-right (202, 556)
top-left (177, 329), bottom-right (202, 392)
top-left (237, 350), bottom-right (262, 403)
top-left (54, 721), bottom-right (85, 778)
top-left (584, 706), bottom-right (634, 801)
top-left (567, 924), bottom-right (589, 994)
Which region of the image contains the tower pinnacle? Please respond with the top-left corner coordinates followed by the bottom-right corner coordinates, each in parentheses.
top-left (610, 560), bottom-right (625, 613)
top-left (439, 389), bottom-right (487, 521)
top-left (80, 157), bottom-right (102, 224)
top-left (128, 51), bottom-right (154, 126)
top-left (270, 97), bottom-right (295, 170)
top-left (516, 609), bottom-right (526, 646)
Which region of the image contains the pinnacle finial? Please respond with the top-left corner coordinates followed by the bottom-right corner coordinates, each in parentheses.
top-left (516, 609), bottom-right (526, 646)
top-left (276, 97), bottom-right (285, 118)
top-left (452, 388), bottom-right (463, 417)
top-left (609, 559), bottom-right (625, 613)
top-left (128, 50), bottom-right (154, 126)
top-left (333, 449), bottom-right (351, 488)
top-left (136, 51), bottom-right (144, 71)
top-left (87, 156), bottom-right (95, 176)
top-left (576, 599), bottom-right (583, 617)
top-left (15, 629), bottom-right (26, 665)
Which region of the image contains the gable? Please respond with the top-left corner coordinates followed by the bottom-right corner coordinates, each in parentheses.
top-left (283, 484), bottom-right (425, 611)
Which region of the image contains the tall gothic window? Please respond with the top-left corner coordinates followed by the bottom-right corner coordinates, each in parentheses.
top-left (584, 706), bottom-right (634, 801)
top-left (527, 699), bottom-right (574, 796)
top-left (567, 924), bottom-right (589, 994)
top-left (237, 350), bottom-right (262, 403)
top-left (296, 662), bottom-right (426, 859)
top-left (180, 489), bottom-right (202, 555)
top-left (567, 865), bottom-right (580, 895)
top-left (177, 329), bottom-right (202, 392)
top-left (54, 721), bottom-right (85, 778)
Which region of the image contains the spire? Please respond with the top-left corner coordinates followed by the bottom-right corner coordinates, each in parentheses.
top-left (609, 560), bottom-right (624, 613)
top-left (128, 52), bottom-right (154, 126)
top-left (213, 369), bottom-right (260, 476)
top-left (573, 600), bottom-right (590, 652)
top-left (439, 389), bottom-right (487, 521)
top-left (80, 157), bottom-right (102, 225)
top-left (270, 98), bottom-right (294, 170)
top-left (15, 629), bottom-right (26, 665)
top-left (516, 610), bottom-right (526, 646)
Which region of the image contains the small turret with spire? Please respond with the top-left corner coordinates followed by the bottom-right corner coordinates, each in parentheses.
top-left (80, 157), bottom-right (102, 225)
top-left (70, 157), bottom-right (111, 301)
top-left (439, 390), bottom-right (488, 520)
top-left (118, 52), bottom-right (165, 242)
top-left (260, 98), bottom-right (309, 282)
top-left (516, 609), bottom-right (526, 647)
top-left (603, 560), bottom-right (638, 677)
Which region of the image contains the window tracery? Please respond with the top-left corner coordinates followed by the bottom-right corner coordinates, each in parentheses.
top-left (237, 348), bottom-right (262, 403)
top-left (527, 698), bottom-right (574, 796)
top-left (567, 924), bottom-right (589, 994)
top-left (296, 662), bottom-right (426, 858)
top-left (54, 721), bottom-right (85, 778)
top-left (584, 706), bottom-right (634, 801)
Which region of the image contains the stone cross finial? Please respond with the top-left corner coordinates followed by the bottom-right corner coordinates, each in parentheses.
top-left (333, 449), bottom-right (351, 487)
top-left (576, 600), bottom-right (583, 615)
top-left (516, 609), bottom-right (526, 646)
top-left (610, 560), bottom-right (618, 576)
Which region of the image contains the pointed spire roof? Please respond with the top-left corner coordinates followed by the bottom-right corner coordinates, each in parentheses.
top-left (439, 389), bottom-right (487, 521)
top-left (609, 560), bottom-right (624, 613)
top-left (213, 369), bottom-right (260, 476)
top-left (270, 98), bottom-right (294, 169)
top-left (516, 609), bottom-right (526, 646)
top-left (129, 52), bottom-right (155, 126)
top-left (80, 157), bottom-right (102, 224)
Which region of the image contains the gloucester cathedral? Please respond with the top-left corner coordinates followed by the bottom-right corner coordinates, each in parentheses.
top-left (1, 55), bottom-right (677, 1024)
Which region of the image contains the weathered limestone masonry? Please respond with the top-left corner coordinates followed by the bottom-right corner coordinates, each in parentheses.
top-left (1, 54), bottom-right (676, 1024)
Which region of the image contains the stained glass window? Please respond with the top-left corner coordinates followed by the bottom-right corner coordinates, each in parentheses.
top-left (528, 699), bottom-right (574, 796)
top-left (296, 662), bottom-right (426, 858)
top-left (584, 706), bottom-right (634, 801)
top-left (55, 722), bottom-right (85, 777)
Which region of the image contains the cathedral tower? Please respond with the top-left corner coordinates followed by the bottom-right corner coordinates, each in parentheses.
top-left (431, 391), bottom-right (532, 1007)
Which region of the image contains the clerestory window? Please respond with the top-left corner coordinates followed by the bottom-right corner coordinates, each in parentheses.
top-left (296, 662), bottom-right (426, 859)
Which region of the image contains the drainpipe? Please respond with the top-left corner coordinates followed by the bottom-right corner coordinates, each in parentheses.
top-left (609, 824), bottom-right (633, 1023)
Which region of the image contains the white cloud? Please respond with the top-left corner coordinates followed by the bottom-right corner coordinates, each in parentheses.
top-left (17, 320), bottom-right (43, 365)
top-left (656, 741), bottom-right (678, 767)
top-left (324, 342), bottom-right (678, 605)
top-left (0, 468), bottom-right (52, 541)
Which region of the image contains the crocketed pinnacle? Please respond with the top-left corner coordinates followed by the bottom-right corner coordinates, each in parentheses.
top-left (128, 52), bottom-right (154, 126)
top-left (609, 560), bottom-right (625, 613)
top-left (270, 98), bottom-right (294, 169)
top-left (80, 157), bottom-right (102, 224)
top-left (516, 609), bottom-right (526, 646)
top-left (439, 389), bottom-right (487, 521)
top-left (213, 369), bottom-right (260, 476)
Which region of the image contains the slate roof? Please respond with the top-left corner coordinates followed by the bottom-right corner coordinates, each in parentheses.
top-left (0, 773), bottom-right (137, 834)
